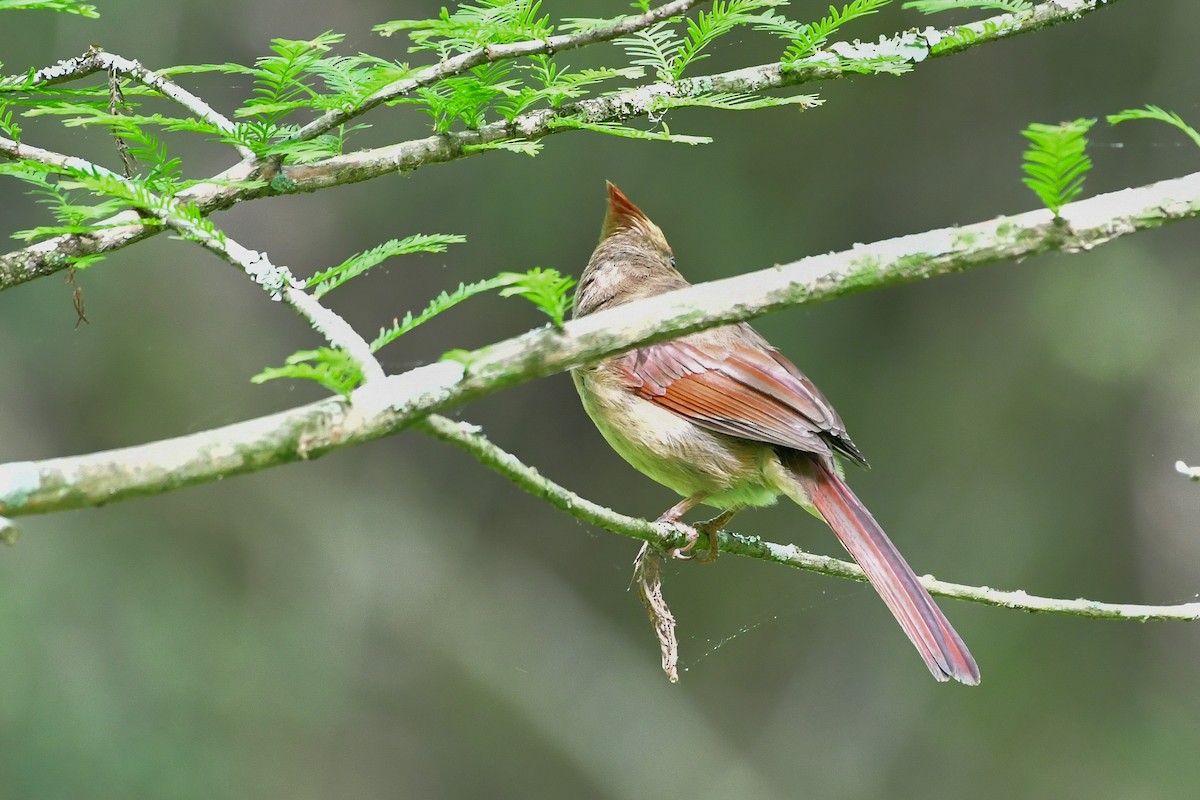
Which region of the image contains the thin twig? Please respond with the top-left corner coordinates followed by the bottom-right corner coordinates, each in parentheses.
top-left (289, 0), bottom-right (707, 143)
top-left (420, 416), bottom-right (1200, 622)
top-left (0, 135), bottom-right (382, 380)
top-left (0, 0), bottom-right (1122, 291)
top-left (1, 46), bottom-right (251, 158)
top-left (2, 168), bottom-right (1199, 519)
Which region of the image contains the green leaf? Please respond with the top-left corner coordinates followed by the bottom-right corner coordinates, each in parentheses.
top-left (408, 63), bottom-right (519, 132)
top-left (308, 234), bottom-right (467, 298)
top-left (902, 0), bottom-right (1031, 13)
top-left (496, 59), bottom-right (642, 120)
top-left (496, 267), bottom-right (575, 327)
top-left (672, 0), bottom-right (784, 79)
top-left (0, 0), bottom-right (98, 16)
top-left (461, 138), bottom-right (544, 156)
top-left (548, 117), bottom-right (711, 145)
top-left (376, 1), bottom-right (553, 56)
top-left (0, 99), bottom-right (20, 141)
top-left (652, 91), bottom-right (821, 113)
top-left (1020, 118), bottom-right (1096, 216)
top-left (370, 275), bottom-right (523, 351)
top-left (251, 347), bottom-right (364, 397)
top-left (755, 0), bottom-right (891, 64)
top-left (1108, 105), bottom-right (1200, 151)
top-left (233, 32), bottom-right (344, 149)
top-left (617, 22), bottom-right (682, 81)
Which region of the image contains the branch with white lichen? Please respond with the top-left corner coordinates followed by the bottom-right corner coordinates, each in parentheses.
top-left (0, 135), bottom-right (383, 380)
top-left (421, 415), bottom-right (1200, 623)
top-left (2, 167), bottom-right (1198, 518)
top-left (0, 0), bottom-right (1122, 291)
top-left (0, 162), bottom-right (1195, 630)
top-left (289, 0), bottom-right (708, 143)
top-left (0, 45), bottom-right (251, 158)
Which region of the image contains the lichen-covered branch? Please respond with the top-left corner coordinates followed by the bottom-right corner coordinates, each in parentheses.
top-left (0, 45), bottom-right (250, 157)
top-left (290, 0), bottom-right (707, 143)
top-left (3, 168), bottom-right (1198, 518)
top-left (0, 135), bottom-right (382, 378)
top-left (0, 0), bottom-right (1121, 292)
top-left (420, 415), bottom-right (1200, 622)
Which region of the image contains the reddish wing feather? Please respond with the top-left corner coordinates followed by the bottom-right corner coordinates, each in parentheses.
top-left (615, 328), bottom-right (864, 461)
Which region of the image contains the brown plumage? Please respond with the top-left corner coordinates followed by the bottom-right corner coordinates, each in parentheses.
top-left (571, 182), bottom-right (979, 685)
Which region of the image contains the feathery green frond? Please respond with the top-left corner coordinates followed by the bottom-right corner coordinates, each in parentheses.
top-left (1020, 118), bottom-right (1095, 216)
top-left (232, 32), bottom-right (344, 148)
top-left (497, 57), bottom-right (642, 120)
top-left (376, 1), bottom-right (553, 56)
top-left (1, 161), bottom-right (128, 243)
top-left (496, 267), bottom-right (575, 327)
top-left (616, 23), bottom-right (682, 81)
top-left (652, 91), bottom-right (821, 112)
top-left (461, 138), bottom-right (544, 156)
top-left (1108, 105), bottom-right (1200, 151)
top-left (548, 117), bottom-right (711, 145)
top-left (755, 0), bottom-right (891, 64)
top-left (370, 275), bottom-right (522, 351)
top-left (308, 234), bottom-right (467, 298)
top-left (407, 63), bottom-right (519, 132)
top-left (0, 99), bottom-right (20, 141)
top-left (251, 348), bottom-right (364, 397)
top-left (903, 0), bottom-right (1031, 13)
top-left (0, 0), bottom-right (98, 16)
top-left (672, 1), bottom-right (784, 79)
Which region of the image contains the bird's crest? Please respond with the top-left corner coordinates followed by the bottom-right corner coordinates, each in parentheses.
top-left (601, 181), bottom-right (669, 250)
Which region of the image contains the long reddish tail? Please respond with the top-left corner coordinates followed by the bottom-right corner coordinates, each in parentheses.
top-left (793, 458), bottom-right (980, 685)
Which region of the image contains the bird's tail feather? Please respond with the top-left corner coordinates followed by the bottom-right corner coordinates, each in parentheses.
top-left (789, 456), bottom-right (980, 685)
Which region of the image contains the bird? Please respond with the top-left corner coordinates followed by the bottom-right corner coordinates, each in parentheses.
top-left (570, 182), bottom-right (980, 685)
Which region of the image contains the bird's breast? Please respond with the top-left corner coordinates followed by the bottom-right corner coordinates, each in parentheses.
top-left (571, 363), bottom-right (782, 509)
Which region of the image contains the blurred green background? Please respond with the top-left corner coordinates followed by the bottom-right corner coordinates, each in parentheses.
top-left (2, 2), bottom-right (1199, 798)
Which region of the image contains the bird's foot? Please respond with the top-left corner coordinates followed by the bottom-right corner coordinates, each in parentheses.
top-left (680, 508), bottom-right (740, 563)
top-left (659, 520), bottom-right (701, 561)
top-left (658, 520), bottom-right (722, 563)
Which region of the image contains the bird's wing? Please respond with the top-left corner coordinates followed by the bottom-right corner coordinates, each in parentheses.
top-left (613, 326), bottom-right (866, 464)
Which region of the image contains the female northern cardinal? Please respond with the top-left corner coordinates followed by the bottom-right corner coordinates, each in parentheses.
top-left (571, 182), bottom-right (979, 685)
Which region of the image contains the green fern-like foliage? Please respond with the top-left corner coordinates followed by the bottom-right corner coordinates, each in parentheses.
top-left (252, 264), bottom-right (579, 397)
top-left (0, 0), bottom-right (98, 16)
top-left (250, 348), bottom-right (364, 397)
top-left (617, 1), bottom-right (788, 81)
top-left (370, 276), bottom-right (520, 353)
top-left (1020, 119), bottom-right (1096, 216)
top-left (370, 266), bottom-right (576, 352)
top-left (376, 0), bottom-right (553, 56)
top-left (0, 99), bottom-right (21, 140)
top-left (496, 267), bottom-right (575, 327)
top-left (308, 235), bottom-right (468, 299)
top-left (1108, 105), bottom-right (1200, 151)
top-left (754, 0), bottom-right (892, 65)
top-left (903, 1), bottom-right (1032, 13)
top-left (0, 162), bottom-right (124, 243)
top-left (2, 0), bottom-right (933, 403)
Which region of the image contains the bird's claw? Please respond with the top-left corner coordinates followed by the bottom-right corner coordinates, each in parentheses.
top-left (664, 521), bottom-right (700, 560)
top-left (662, 521), bottom-right (720, 563)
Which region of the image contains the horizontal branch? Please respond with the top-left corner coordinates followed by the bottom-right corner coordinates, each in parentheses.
top-left (291, 0), bottom-right (706, 142)
top-left (196, 0), bottom-right (1128, 193)
top-left (0, 45), bottom-right (249, 157)
top-left (420, 415), bottom-right (1200, 622)
top-left (2, 168), bottom-right (1198, 516)
top-left (0, 135), bottom-right (383, 377)
top-left (0, 0), bottom-right (1119, 292)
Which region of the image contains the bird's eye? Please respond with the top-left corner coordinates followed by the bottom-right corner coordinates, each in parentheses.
top-left (668, 255), bottom-right (677, 268)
